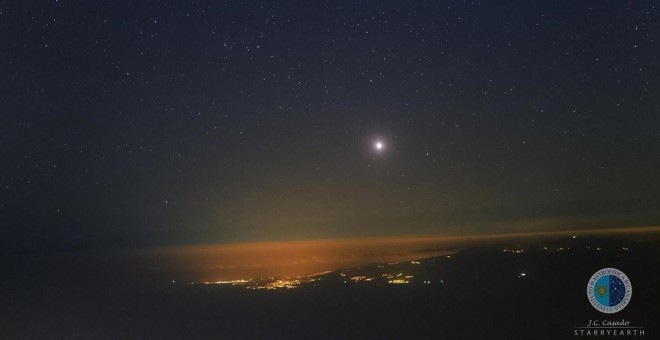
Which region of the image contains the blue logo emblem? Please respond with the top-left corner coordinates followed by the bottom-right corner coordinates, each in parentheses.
top-left (587, 268), bottom-right (632, 313)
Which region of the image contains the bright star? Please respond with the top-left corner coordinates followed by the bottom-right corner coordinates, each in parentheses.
top-left (375, 141), bottom-right (383, 150)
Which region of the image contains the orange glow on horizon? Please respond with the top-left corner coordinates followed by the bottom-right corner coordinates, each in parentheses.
top-left (123, 226), bottom-right (660, 282)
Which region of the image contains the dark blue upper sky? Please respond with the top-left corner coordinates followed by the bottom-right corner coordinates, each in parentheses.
top-left (3, 1), bottom-right (660, 251)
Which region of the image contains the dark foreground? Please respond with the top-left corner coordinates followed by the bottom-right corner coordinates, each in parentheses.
top-left (3, 237), bottom-right (659, 339)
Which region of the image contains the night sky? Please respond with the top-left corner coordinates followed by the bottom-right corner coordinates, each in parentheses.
top-left (3, 1), bottom-right (660, 253)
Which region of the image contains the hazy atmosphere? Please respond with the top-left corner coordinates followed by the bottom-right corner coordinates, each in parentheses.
top-left (4, 0), bottom-right (660, 254)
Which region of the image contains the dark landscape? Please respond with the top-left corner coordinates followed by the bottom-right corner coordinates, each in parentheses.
top-left (3, 235), bottom-right (659, 339)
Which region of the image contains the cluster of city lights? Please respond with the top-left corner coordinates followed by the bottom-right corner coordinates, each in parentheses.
top-left (194, 271), bottom-right (333, 290)
top-left (188, 256), bottom-right (473, 290)
top-left (502, 248), bottom-right (525, 254)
